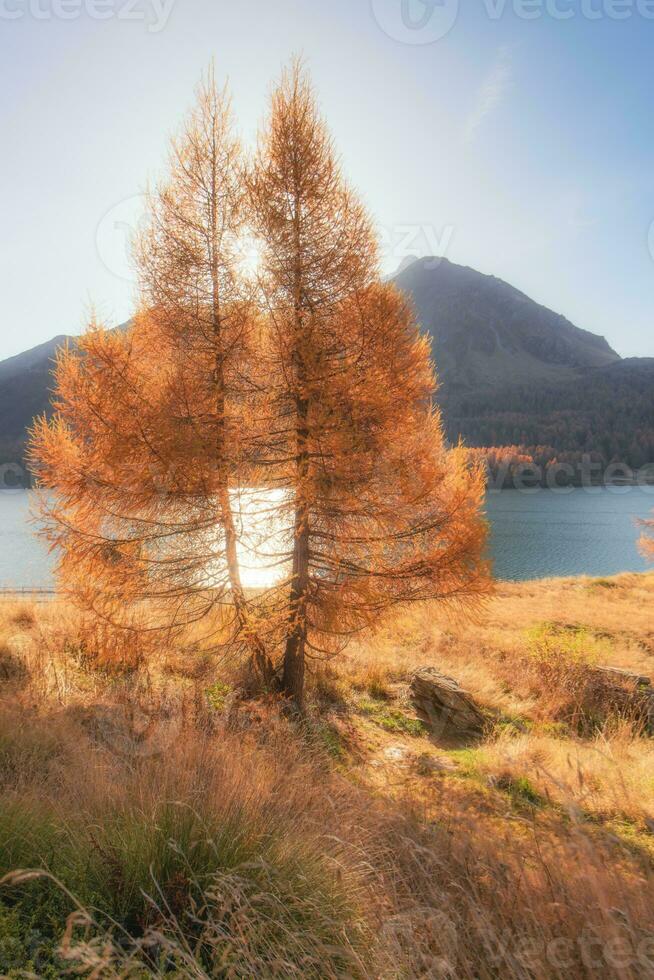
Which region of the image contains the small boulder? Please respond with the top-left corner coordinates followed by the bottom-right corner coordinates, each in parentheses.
top-left (410, 667), bottom-right (485, 744)
top-left (593, 666), bottom-right (654, 733)
top-left (595, 666), bottom-right (651, 688)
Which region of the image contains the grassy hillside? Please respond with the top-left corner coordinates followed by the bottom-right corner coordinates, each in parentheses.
top-left (1, 574), bottom-right (654, 977)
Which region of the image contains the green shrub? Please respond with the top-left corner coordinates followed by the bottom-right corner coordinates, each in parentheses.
top-left (526, 622), bottom-right (608, 667)
top-left (496, 774), bottom-right (546, 809)
top-left (358, 699), bottom-right (426, 737)
top-left (204, 679), bottom-right (232, 712)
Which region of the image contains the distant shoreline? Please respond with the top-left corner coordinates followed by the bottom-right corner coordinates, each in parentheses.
top-left (485, 479), bottom-right (654, 491)
top-left (3, 571), bottom-right (654, 602)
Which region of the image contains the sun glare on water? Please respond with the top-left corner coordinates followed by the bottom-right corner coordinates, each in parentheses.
top-left (235, 232), bottom-right (265, 280)
top-left (232, 487), bottom-right (289, 590)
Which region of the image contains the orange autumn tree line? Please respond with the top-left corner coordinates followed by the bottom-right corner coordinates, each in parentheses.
top-left (642, 518), bottom-right (654, 560)
top-left (29, 62), bottom-right (490, 706)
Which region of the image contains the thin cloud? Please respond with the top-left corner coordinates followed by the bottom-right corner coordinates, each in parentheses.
top-left (464, 47), bottom-right (512, 145)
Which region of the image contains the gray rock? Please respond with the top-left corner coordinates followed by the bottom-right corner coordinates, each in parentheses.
top-left (550, 663), bottom-right (654, 734)
top-left (409, 667), bottom-right (485, 744)
top-left (594, 666), bottom-right (651, 688)
top-left (593, 666), bottom-right (654, 732)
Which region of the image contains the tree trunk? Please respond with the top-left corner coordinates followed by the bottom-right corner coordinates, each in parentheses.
top-left (218, 486), bottom-right (275, 684)
top-left (281, 396), bottom-right (310, 706)
top-left (281, 196), bottom-right (310, 708)
top-left (210, 154), bottom-right (273, 686)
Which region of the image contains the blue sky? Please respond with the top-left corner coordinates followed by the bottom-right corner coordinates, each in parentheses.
top-left (1, 0), bottom-right (653, 361)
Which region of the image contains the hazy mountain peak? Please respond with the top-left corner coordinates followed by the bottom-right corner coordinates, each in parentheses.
top-left (0, 335), bottom-right (73, 384)
top-left (392, 256), bottom-right (619, 391)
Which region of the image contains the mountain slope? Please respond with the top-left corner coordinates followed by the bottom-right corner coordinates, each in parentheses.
top-left (0, 262), bottom-right (652, 479)
top-left (388, 258), bottom-right (654, 470)
top-left (0, 336), bottom-right (77, 474)
top-left (451, 357), bottom-right (654, 469)
top-left (392, 257), bottom-right (619, 393)
top-left (0, 335), bottom-right (74, 385)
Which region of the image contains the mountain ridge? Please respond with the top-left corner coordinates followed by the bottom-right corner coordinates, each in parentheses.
top-left (393, 256), bottom-right (620, 393)
top-left (1, 258), bottom-right (652, 478)
top-left (0, 335), bottom-right (72, 383)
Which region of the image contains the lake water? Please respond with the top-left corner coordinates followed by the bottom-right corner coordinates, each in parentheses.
top-left (485, 487), bottom-right (652, 580)
top-left (0, 488), bottom-right (651, 589)
top-left (0, 493), bottom-right (56, 590)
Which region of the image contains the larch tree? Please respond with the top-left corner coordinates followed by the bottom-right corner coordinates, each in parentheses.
top-left (30, 61), bottom-right (489, 701)
top-left (133, 65), bottom-right (273, 677)
top-left (248, 63), bottom-right (489, 705)
top-left (29, 70), bottom-right (272, 676)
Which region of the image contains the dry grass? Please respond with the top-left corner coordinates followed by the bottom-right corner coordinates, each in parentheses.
top-left (332, 573), bottom-right (654, 826)
top-left (471, 725), bottom-right (654, 825)
top-left (341, 571), bottom-right (654, 719)
top-left (1, 576), bottom-right (654, 976)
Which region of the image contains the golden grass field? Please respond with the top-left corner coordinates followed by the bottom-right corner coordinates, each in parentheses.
top-left (1, 572), bottom-right (654, 977)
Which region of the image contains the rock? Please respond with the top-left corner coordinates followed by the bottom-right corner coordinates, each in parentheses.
top-left (409, 667), bottom-right (485, 744)
top-left (594, 666), bottom-right (651, 688)
top-left (413, 751), bottom-right (457, 775)
top-left (590, 666), bottom-right (654, 733)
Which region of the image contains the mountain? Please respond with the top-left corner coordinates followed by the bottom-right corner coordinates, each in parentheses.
top-left (450, 357), bottom-right (654, 472)
top-left (0, 335), bottom-right (73, 384)
top-left (392, 257), bottom-right (620, 392)
top-left (0, 335), bottom-right (76, 478)
top-left (1, 259), bottom-right (653, 482)
top-left (389, 258), bottom-right (653, 471)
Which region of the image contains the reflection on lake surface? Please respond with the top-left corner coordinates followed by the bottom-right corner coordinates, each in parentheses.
top-left (485, 487), bottom-right (652, 581)
top-left (0, 490), bottom-right (292, 592)
top-left (0, 487), bottom-right (651, 589)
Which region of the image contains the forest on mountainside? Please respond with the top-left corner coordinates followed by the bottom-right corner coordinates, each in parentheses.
top-left (449, 359), bottom-right (654, 481)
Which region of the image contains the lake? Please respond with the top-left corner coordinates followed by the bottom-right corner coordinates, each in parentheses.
top-left (0, 488), bottom-right (651, 589)
top-left (486, 487), bottom-right (652, 580)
